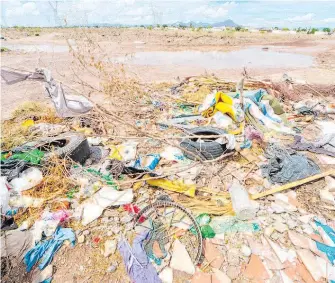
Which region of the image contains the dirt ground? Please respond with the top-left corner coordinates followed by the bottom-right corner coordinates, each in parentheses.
top-left (1, 27), bottom-right (335, 120)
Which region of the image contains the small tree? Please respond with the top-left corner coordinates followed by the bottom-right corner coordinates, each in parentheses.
top-left (162, 24), bottom-right (168, 28)
top-left (282, 27), bottom-right (290, 31)
top-left (323, 27), bottom-right (331, 33)
top-left (307, 28), bottom-right (318, 34)
top-left (235, 26), bottom-right (242, 31)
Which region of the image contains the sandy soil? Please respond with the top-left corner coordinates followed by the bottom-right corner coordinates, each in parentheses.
top-left (1, 28), bottom-right (335, 120)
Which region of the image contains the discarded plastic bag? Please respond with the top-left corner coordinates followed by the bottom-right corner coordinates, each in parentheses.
top-left (109, 141), bottom-right (138, 162)
top-left (213, 112), bottom-right (233, 129)
top-left (78, 187), bottom-right (133, 225)
top-left (24, 227), bottom-right (75, 272)
top-left (10, 167), bottom-right (43, 192)
top-left (161, 146), bottom-right (185, 161)
top-left (0, 177), bottom-right (10, 214)
top-left (131, 154), bottom-right (160, 170)
top-left (147, 178), bottom-right (195, 197)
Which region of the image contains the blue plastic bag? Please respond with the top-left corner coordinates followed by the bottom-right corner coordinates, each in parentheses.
top-left (24, 227), bottom-right (76, 272)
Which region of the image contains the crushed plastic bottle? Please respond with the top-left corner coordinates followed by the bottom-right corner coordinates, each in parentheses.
top-left (229, 180), bottom-right (257, 220)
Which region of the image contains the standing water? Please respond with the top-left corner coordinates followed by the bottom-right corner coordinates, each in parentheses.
top-left (117, 47), bottom-right (314, 69)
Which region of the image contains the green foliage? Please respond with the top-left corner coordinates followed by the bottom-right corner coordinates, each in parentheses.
top-left (162, 24), bottom-right (168, 28)
top-left (235, 26), bottom-right (242, 31)
top-left (196, 27), bottom-right (202, 32)
top-left (147, 25), bottom-right (153, 30)
top-left (307, 28), bottom-right (318, 34)
top-left (282, 27), bottom-right (290, 31)
top-left (1, 47), bottom-right (10, 52)
top-left (323, 27), bottom-right (331, 33)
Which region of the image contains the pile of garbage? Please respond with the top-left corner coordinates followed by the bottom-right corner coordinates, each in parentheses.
top-left (1, 69), bottom-right (335, 283)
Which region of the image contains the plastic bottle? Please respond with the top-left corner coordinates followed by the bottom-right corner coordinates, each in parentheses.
top-left (229, 180), bottom-right (257, 220)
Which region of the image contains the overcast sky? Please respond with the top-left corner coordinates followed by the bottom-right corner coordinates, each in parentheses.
top-left (1, 0), bottom-right (335, 28)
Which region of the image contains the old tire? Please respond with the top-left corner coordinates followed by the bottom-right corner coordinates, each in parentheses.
top-left (37, 132), bottom-right (90, 164)
top-left (180, 127), bottom-right (227, 160)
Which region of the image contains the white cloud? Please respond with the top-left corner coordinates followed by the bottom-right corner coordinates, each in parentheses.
top-left (323, 18), bottom-right (335, 23)
top-left (6, 2), bottom-right (40, 17)
top-left (187, 2), bottom-right (236, 20)
top-left (288, 13), bottom-right (314, 22)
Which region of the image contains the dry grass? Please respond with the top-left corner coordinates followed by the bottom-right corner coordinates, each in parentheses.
top-left (14, 156), bottom-right (76, 226)
top-left (1, 102), bottom-right (62, 150)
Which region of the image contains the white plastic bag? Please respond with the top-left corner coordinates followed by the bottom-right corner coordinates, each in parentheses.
top-left (10, 167), bottom-right (43, 192)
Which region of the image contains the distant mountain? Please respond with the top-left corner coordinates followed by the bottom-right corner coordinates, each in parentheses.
top-left (69, 19), bottom-right (240, 28)
top-left (212, 19), bottom-right (240, 28)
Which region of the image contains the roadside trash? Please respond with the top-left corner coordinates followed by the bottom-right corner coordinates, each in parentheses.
top-left (10, 167), bottom-right (43, 192)
top-left (24, 226), bottom-right (75, 272)
top-left (170, 239), bottom-right (195, 275)
top-left (245, 125), bottom-right (263, 143)
top-left (21, 119), bottom-right (35, 128)
top-left (191, 213), bottom-right (216, 238)
top-left (29, 123), bottom-right (69, 136)
top-left (211, 216), bottom-right (260, 234)
top-left (180, 126), bottom-right (232, 160)
top-left (147, 178), bottom-right (196, 197)
top-left (118, 232), bottom-right (161, 283)
top-left (32, 265), bottom-right (53, 283)
top-left (213, 111), bottom-right (233, 128)
top-left (290, 134), bottom-right (335, 157)
top-left (261, 143), bottom-right (320, 184)
top-left (36, 132), bottom-right (91, 164)
top-left (0, 230), bottom-right (34, 262)
top-left (251, 169), bottom-right (335, 199)
top-left (0, 176), bottom-right (10, 214)
top-left (161, 146), bottom-right (185, 161)
top-left (229, 180), bottom-right (258, 220)
top-left (130, 154), bottom-right (160, 170)
top-left (1, 68), bottom-right (93, 117)
top-left (104, 239), bottom-right (117, 257)
top-left (3, 68), bottom-right (335, 283)
top-left (109, 141), bottom-right (138, 161)
top-left (77, 187), bottom-right (133, 225)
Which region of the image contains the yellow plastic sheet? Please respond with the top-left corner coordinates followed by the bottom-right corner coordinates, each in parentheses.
top-left (146, 177), bottom-right (196, 197)
top-left (21, 119), bottom-right (35, 128)
top-left (201, 92), bottom-right (237, 121)
top-left (109, 145), bottom-right (123, 161)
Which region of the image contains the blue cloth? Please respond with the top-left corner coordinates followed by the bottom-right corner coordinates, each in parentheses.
top-left (313, 219), bottom-right (335, 264)
top-left (118, 232), bottom-right (161, 283)
top-left (315, 219), bottom-right (335, 244)
top-left (41, 278), bottom-right (52, 283)
top-left (24, 227), bottom-right (75, 272)
top-left (315, 241), bottom-right (335, 264)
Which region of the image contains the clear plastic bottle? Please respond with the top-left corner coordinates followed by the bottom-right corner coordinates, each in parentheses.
top-left (229, 179), bottom-right (257, 220)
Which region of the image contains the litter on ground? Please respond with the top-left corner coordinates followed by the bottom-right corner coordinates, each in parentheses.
top-left (1, 67), bottom-right (335, 283)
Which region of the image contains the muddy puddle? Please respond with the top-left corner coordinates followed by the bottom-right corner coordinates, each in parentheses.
top-left (117, 48), bottom-right (314, 69)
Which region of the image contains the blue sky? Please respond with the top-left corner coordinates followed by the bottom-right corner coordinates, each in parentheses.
top-left (1, 1), bottom-right (335, 28)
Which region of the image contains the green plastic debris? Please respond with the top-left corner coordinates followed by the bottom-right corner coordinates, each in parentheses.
top-left (211, 216), bottom-right (261, 234)
top-left (201, 225), bottom-right (216, 239)
top-left (1, 149), bottom-right (44, 164)
top-left (190, 213), bottom-right (216, 239)
top-left (86, 168), bottom-right (115, 186)
top-left (196, 213), bottom-right (211, 226)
